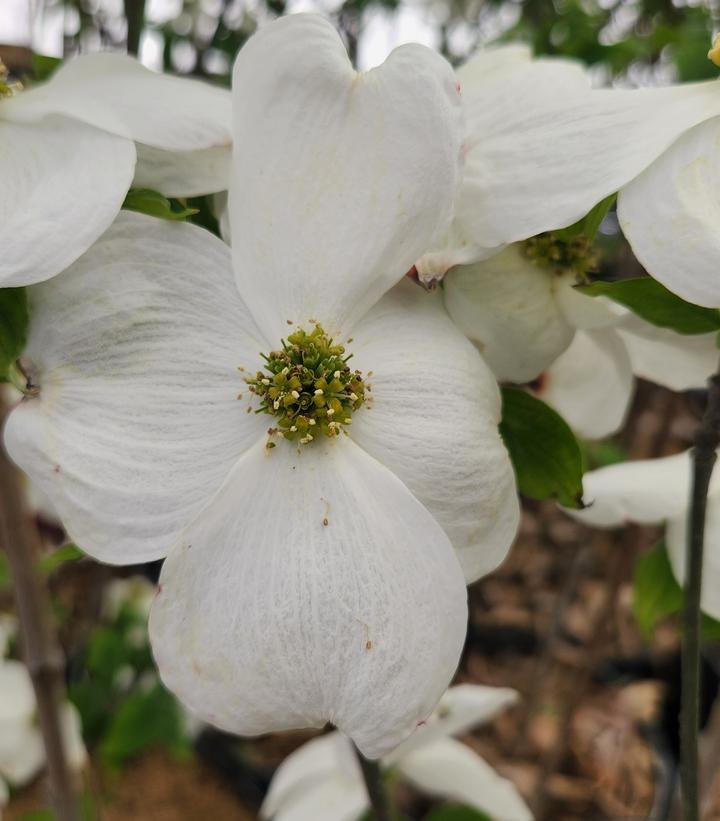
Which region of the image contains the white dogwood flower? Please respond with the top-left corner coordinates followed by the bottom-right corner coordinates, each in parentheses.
top-left (0, 52), bottom-right (230, 288)
top-left (261, 684), bottom-right (532, 821)
top-left (0, 624), bottom-right (86, 806)
top-left (416, 43), bottom-right (720, 281)
top-left (443, 241), bottom-right (718, 439)
top-left (565, 451), bottom-right (720, 617)
top-left (4, 15), bottom-right (519, 758)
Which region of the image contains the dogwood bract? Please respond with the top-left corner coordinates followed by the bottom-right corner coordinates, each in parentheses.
top-left (0, 52), bottom-right (230, 288)
top-left (415, 43), bottom-right (720, 284)
top-left (0, 619), bottom-right (86, 809)
top-left (4, 15), bottom-right (519, 758)
top-left (565, 452), bottom-right (720, 619)
top-left (443, 241), bottom-right (719, 439)
top-left (261, 685), bottom-right (532, 821)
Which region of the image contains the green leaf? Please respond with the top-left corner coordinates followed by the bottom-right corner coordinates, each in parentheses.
top-left (425, 806), bottom-right (492, 821)
top-left (633, 544), bottom-right (684, 638)
top-left (554, 193), bottom-right (616, 241)
top-left (0, 287), bottom-right (28, 381)
top-left (38, 543), bottom-right (84, 576)
top-left (31, 54), bottom-right (62, 82)
top-left (100, 683), bottom-right (190, 768)
top-left (499, 387), bottom-right (584, 508)
top-left (0, 550), bottom-right (9, 591)
top-left (577, 278), bottom-right (720, 335)
top-left (17, 811), bottom-right (55, 821)
top-left (122, 189), bottom-right (199, 222)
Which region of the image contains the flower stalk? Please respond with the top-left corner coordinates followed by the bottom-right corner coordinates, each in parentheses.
top-left (0, 394), bottom-right (79, 821)
top-left (681, 363), bottom-right (720, 821)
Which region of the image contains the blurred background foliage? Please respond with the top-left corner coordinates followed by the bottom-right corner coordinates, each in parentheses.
top-left (3, 0), bottom-right (720, 84)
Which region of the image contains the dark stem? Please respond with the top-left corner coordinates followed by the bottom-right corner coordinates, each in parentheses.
top-left (123, 0), bottom-right (146, 56)
top-left (681, 367), bottom-right (720, 821)
top-left (353, 744), bottom-right (392, 821)
top-left (0, 396), bottom-right (79, 821)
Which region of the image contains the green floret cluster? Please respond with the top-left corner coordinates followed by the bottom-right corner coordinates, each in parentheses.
top-left (522, 231), bottom-right (599, 279)
top-left (246, 324), bottom-right (366, 445)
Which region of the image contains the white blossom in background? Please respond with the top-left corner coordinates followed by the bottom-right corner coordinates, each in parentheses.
top-left (416, 43), bottom-right (720, 279)
top-left (0, 51), bottom-right (231, 288)
top-left (564, 452), bottom-right (720, 618)
top-left (261, 684), bottom-right (533, 821)
top-left (5, 14), bottom-right (519, 758)
top-left (0, 619), bottom-right (86, 810)
top-left (442, 241), bottom-right (719, 440)
top-left (616, 40), bottom-right (720, 308)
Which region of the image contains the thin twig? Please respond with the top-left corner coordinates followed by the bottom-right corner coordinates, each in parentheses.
top-left (681, 365), bottom-right (720, 821)
top-left (0, 394), bottom-right (79, 821)
top-left (123, 0), bottom-right (146, 56)
top-left (353, 744), bottom-right (392, 821)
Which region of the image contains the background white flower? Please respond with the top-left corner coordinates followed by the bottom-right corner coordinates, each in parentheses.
top-left (261, 684), bottom-right (533, 821)
top-left (442, 242), bottom-right (719, 439)
top-left (416, 43), bottom-right (720, 279)
top-left (0, 619), bottom-right (86, 810)
top-left (0, 51), bottom-right (231, 288)
top-left (4, 15), bottom-right (519, 759)
top-left (563, 451), bottom-right (720, 618)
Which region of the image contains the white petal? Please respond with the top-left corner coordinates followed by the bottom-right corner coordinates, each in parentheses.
top-left (268, 776), bottom-right (368, 821)
top-left (0, 661), bottom-right (35, 723)
top-left (59, 703), bottom-right (86, 772)
top-left (456, 43), bottom-right (532, 88)
top-left (567, 452), bottom-right (692, 528)
top-left (0, 117), bottom-right (135, 287)
top-left (132, 143), bottom-right (231, 197)
top-left (534, 329), bottom-right (633, 440)
top-left (618, 116), bottom-right (720, 308)
top-left (617, 314), bottom-right (719, 392)
top-left (443, 246), bottom-right (574, 383)
top-left (351, 280), bottom-right (519, 582)
top-left (390, 684), bottom-right (519, 761)
top-left (149, 436), bottom-right (468, 759)
top-left (4, 212), bottom-right (267, 565)
top-left (555, 287), bottom-right (624, 331)
top-left (399, 737), bottom-right (533, 821)
top-left (459, 71), bottom-right (720, 249)
top-left (2, 52), bottom-right (232, 152)
top-left (667, 500), bottom-right (720, 620)
top-left (229, 14), bottom-right (463, 341)
top-left (261, 733), bottom-right (366, 821)
top-left (0, 662), bottom-right (44, 786)
top-left (0, 719), bottom-right (44, 786)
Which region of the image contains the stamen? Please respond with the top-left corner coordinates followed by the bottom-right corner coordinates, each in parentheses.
top-left (245, 323), bottom-right (366, 445)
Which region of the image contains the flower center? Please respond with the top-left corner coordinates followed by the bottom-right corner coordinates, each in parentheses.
top-left (0, 60), bottom-right (22, 98)
top-left (245, 323), bottom-right (366, 446)
top-left (521, 232), bottom-right (598, 279)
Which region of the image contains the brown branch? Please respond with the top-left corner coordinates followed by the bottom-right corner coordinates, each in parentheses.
top-left (0, 394), bottom-right (79, 821)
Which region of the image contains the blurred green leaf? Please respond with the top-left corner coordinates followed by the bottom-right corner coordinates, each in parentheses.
top-left (17, 811), bottom-right (54, 821)
top-left (555, 193), bottom-right (616, 241)
top-left (499, 387), bottom-right (584, 508)
top-left (580, 439), bottom-right (627, 472)
top-left (0, 551), bottom-right (9, 591)
top-left (38, 543), bottom-right (84, 576)
top-left (31, 54), bottom-right (62, 82)
top-left (634, 543), bottom-right (720, 639)
top-left (425, 805), bottom-right (492, 821)
top-left (100, 683), bottom-right (190, 768)
top-left (633, 544), bottom-right (684, 638)
top-left (123, 189), bottom-right (198, 222)
top-left (0, 288), bottom-right (28, 382)
top-left (577, 278), bottom-right (720, 335)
